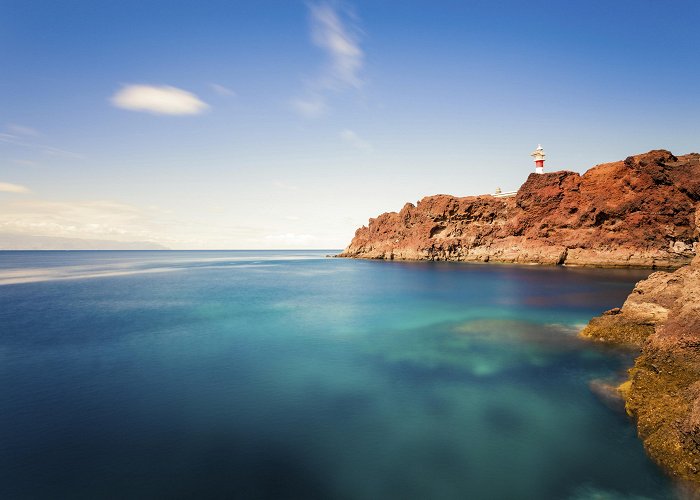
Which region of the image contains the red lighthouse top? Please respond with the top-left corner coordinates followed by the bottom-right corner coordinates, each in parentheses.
top-left (531, 144), bottom-right (546, 174)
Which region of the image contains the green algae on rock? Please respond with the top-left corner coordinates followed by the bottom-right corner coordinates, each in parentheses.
top-left (580, 311), bottom-right (655, 346)
top-left (580, 256), bottom-right (700, 486)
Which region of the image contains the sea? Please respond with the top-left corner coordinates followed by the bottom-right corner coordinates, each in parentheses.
top-left (0, 250), bottom-right (676, 499)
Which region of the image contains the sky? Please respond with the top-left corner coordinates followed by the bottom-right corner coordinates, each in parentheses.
top-left (1, 0), bottom-right (699, 249)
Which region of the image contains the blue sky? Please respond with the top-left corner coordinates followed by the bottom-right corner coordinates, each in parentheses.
top-left (1, 0), bottom-right (699, 248)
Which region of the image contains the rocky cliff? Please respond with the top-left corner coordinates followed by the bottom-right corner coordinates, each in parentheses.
top-left (580, 256), bottom-right (700, 486)
top-left (340, 150), bottom-right (700, 268)
top-left (342, 148), bottom-right (700, 487)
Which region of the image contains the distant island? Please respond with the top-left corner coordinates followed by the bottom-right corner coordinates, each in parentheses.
top-left (341, 148), bottom-right (700, 487)
top-left (0, 233), bottom-right (168, 250)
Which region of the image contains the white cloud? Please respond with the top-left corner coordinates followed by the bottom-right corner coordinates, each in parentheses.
top-left (111, 84), bottom-right (209, 115)
top-left (0, 197), bottom-right (273, 249)
top-left (292, 2), bottom-right (364, 117)
top-left (310, 3), bottom-right (364, 89)
top-left (0, 182), bottom-right (30, 194)
top-left (0, 199), bottom-right (174, 245)
top-left (291, 96), bottom-right (328, 118)
top-left (0, 200), bottom-right (144, 236)
top-left (210, 83), bottom-right (236, 97)
top-left (340, 129), bottom-right (372, 151)
top-left (0, 192), bottom-right (348, 250)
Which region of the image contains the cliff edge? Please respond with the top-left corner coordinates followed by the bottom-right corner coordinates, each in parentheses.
top-left (340, 150), bottom-right (700, 268)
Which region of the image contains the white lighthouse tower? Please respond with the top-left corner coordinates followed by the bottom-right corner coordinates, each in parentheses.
top-left (531, 144), bottom-right (546, 174)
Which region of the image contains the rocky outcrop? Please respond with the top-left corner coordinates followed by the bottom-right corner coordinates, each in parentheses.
top-left (580, 256), bottom-right (700, 485)
top-left (340, 150), bottom-right (700, 268)
top-left (342, 148), bottom-right (700, 485)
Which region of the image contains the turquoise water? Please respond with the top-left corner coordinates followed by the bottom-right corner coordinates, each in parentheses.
top-left (0, 250), bottom-right (674, 499)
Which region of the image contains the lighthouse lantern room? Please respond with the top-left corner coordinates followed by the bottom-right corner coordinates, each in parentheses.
top-left (531, 144), bottom-right (546, 174)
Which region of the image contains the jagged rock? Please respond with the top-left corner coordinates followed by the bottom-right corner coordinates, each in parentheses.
top-left (580, 255), bottom-right (700, 485)
top-left (340, 150), bottom-right (700, 268)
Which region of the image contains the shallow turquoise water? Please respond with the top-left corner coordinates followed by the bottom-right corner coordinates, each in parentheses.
top-left (0, 251), bottom-right (675, 498)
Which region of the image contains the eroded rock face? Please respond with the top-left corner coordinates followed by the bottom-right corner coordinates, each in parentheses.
top-left (341, 150), bottom-right (700, 268)
top-left (580, 256), bottom-right (700, 485)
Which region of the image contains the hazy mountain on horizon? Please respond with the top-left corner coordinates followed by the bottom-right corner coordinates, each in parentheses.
top-left (0, 233), bottom-right (169, 250)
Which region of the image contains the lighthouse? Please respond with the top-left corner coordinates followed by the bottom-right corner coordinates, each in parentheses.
top-left (531, 144), bottom-right (546, 174)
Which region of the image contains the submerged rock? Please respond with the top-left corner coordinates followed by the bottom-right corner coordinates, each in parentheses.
top-left (588, 379), bottom-right (626, 412)
top-left (580, 315), bottom-right (655, 346)
top-left (340, 150), bottom-right (700, 268)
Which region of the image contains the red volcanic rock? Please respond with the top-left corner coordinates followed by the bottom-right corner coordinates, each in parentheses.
top-left (341, 150), bottom-right (700, 268)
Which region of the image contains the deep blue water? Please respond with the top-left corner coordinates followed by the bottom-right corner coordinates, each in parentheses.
top-left (0, 250), bottom-right (675, 499)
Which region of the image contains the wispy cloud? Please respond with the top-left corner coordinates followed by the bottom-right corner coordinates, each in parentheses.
top-left (0, 197), bottom-right (274, 249)
top-left (0, 182), bottom-right (30, 194)
top-left (0, 199), bottom-right (164, 241)
top-left (291, 96), bottom-right (328, 118)
top-left (310, 3), bottom-right (364, 89)
top-left (210, 83), bottom-right (236, 97)
top-left (6, 124), bottom-right (39, 136)
top-left (111, 84), bottom-right (209, 115)
top-left (340, 129), bottom-right (372, 151)
top-left (292, 2), bottom-right (364, 117)
top-left (0, 127), bottom-right (83, 160)
top-left (11, 159), bottom-right (38, 167)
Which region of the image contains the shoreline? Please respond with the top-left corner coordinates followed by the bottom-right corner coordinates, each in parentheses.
top-left (580, 257), bottom-right (700, 491)
top-left (336, 253), bottom-right (687, 271)
top-left (339, 149), bottom-right (700, 490)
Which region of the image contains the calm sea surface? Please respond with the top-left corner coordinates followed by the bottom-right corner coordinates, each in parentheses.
top-left (0, 250), bottom-right (675, 499)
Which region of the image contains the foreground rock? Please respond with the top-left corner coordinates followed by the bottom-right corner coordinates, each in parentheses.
top-left (341, 150), bottom-right (700, 267)
top-left (580, 256), bottom-right (700, 485)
